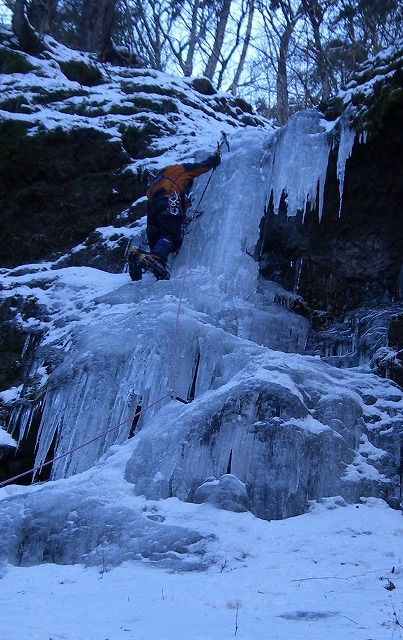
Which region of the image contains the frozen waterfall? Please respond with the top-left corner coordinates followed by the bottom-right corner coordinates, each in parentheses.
top-left (1, 115), bottom-right (401, 534)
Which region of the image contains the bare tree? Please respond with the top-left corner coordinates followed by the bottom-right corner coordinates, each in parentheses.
top-left (12, 0), bottom-right (45, 53)
top-left (229, 0), bottom-right (255, 94)
top-left (203, 0), bottom-right (232, 79)
top-left (161, 0), bottom-right (213, 75)
top-left (121, 0), bottom-right (171, 70)
top-left (257, 0), bottom-right (306, 124)
top-left (301, 0), bottom-right (336, 104)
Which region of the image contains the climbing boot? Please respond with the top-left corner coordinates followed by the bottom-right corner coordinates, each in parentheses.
top-left (129, 247), bottom-right (170, 281)
top-left (141, 253), bottom-right (170, 280)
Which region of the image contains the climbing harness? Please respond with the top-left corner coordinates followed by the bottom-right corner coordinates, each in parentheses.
top-left (0, 135), bottom-right (230, 489)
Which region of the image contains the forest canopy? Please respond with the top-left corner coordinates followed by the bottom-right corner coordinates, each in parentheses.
top-left (1, 0), bottom-right (402, 124)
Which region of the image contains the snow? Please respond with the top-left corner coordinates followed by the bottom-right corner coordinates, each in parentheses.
top-left (0, 426), bottom-right (17, 447)
top-left (0, 493), bottom-right (402, 640)
top-left (1, 37), bottom-right (403, 640)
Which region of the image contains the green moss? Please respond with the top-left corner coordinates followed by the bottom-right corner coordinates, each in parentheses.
top-left (241, 114), bottom-right (259, 126)
top-left (120, 122), bottom-right (165, 159)
top-left (350, 90), bottom-right (367, 107)
top-left (33, 87), bottom-right (89, 105)
top-left (59, 59), bottom-right (104, 86)
top-left (110, 95), bottom-right (179, 116)
top-left (0, 46), bottom-right (37, 73)
top-left (0, 95), bottom-right (32, 113)
top-left (121, 82), bottom-right (181, 99)
top-left (323, 96), bottom-right (344, 121)
top-left (109, 103), bottom-right (142, 116)
top-left (133, 96), bottom-right (179, 115)
top-left (364, 87), bottom-right (403, 138)
top-left (136, 116), bottom-right (175, 136)
top-left (60, 100), bottom-right (107, 117)
top-left (233, 97), bottom-right (253, 114)
top-left (190, 77), bottom-right (216, 96)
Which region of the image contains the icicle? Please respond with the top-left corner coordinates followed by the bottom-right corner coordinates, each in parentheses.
top-left (263, 110), bottom-right (332, 221)
top-left (337, 113), bottom-right (356, 216)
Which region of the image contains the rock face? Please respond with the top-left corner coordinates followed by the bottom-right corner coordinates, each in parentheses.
top-left (0, 122), bottom-right (138, 267)
top-left (0, 35), bottom-right (402, 526)
top-left (259, 101), bottom-right (402, 317)
top-left (258, 60), bottom-right (403, 374)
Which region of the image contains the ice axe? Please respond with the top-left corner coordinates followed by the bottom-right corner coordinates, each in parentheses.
top-left (191, 133), bottom-right (229, 219)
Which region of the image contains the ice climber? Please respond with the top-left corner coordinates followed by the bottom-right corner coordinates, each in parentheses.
top-left (127, 149), bottom-right (221, 281)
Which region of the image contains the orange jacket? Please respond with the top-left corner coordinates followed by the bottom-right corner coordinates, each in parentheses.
top-left (146, 155), bottom-right (219, 202)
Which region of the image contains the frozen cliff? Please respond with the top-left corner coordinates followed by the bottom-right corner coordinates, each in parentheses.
top-left (0, 39), bottom-right (402, 571)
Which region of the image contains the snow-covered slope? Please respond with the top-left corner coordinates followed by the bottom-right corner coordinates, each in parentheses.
top-left (0, 34), bottom-right (402, 640)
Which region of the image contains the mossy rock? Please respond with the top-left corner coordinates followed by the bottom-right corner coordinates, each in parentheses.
top-left (109, 103), bottom-right (141, 116)
top-left (60, 100), bottom-right (107, 117)
top-left (233, 97), bottom-right (253, 114)
top-left (120, 122), bottom-right (165, 159)
top-left (364, 85), bottom-right (403, 139)
top-left (0, 46), bottom-right (37, 73)
top-left (190, 77), bottom-right (216, 96)
top-left (323, 96), bottom-right (344, 121)
top-left (0, 95), bottom-right (33, 113)
top-left (133, 96), bottom-right (179, 115)
top-left (0, 122), bottom-right (137, 267)
top-left (121, 82), bottom-right (182, 99)
top-left (59, 59), bottom-right (104, 86)
top-left (33, 87), bottom-right (89, 105)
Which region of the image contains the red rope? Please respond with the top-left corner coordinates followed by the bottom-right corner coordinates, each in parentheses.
top-left (1, 179), bottom-right (208, 490)
top-left (0, 393), bottom-right (171, 488)
top-left (168, 224), bottom-right (194, 392)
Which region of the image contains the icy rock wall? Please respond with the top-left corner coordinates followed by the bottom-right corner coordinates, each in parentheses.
top-left (124, 351), bottom-right (402, 520)
top-left (8, 119), bottom-right (401, 523)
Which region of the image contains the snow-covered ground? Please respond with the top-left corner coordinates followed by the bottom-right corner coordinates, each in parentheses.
top-left (1, 492), bottom-right (402, 640)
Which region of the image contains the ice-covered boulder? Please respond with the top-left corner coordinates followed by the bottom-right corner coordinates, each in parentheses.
top-left (193, 474), bottom-right (251, 512)
top-left (124, 355), bottom-right (401, 521)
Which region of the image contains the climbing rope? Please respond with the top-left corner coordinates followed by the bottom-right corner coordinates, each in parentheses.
top-left (0, 140), bottom-right (224, 489)
top-left (0, 393), bottom-right (172, 488)
top-left (168, 212), bottom-right (195, 399)
top-left (0, 214), bottom-right (200, 488)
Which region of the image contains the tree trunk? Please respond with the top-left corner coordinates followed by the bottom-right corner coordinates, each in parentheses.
top-left (79, 0), bottom-right (109, 52)
top-left (204, 0), bottom-right (232, 80)
top-left (229, 0), bottom-right (254, 94)
top-left (275, 0), bottom-right (304, 125)
top-left (276, 19), bottom-right (293, 125)
top-left (183, 0), bottom-right (201, 76)
top-left (99, 0), bottom-right (118, 60)
top-left (12, 0), bottom-right (45, 54)
top-left (27, 0), bottom-right (59, 35)
top-left (302, 0), bottom-right (333, 104)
